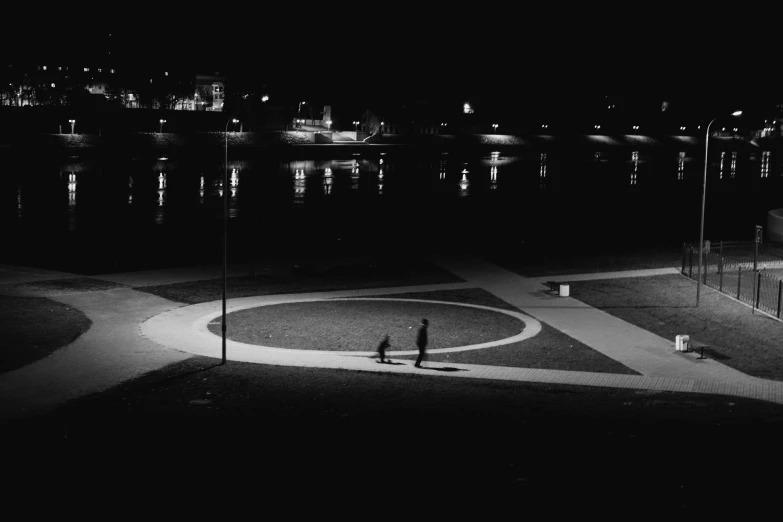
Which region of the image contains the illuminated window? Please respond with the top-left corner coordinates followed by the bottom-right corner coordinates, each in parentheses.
top-left (678, 152), bottom-right (685, 180)
top-left (463, 102), bottom-right (473, 114)
top-left (165, 72), bottom-right (168, 76)
top-left (84, 67), bottom-right (89, 72)
top-left (110, 69), bottom-right (115, 74)
top-left (42, 65), bottom-right (47, 71)
top-left (98, 68), bottom-right (102, 73)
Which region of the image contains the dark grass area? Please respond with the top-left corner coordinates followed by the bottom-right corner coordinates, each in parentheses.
top-left (0, 295), bottom-right (92, 374)
top-left (492, 247), bottom-right (683, 277)
top-left (208, 299), bottom-right (523, 351)
top-left (135, 260), bottom-right (463, 304)
top-left (353, 288), bottom-right (640, 374)
top-left (4, 356), bottom-right (783, 512)
top-left (0, 277), bottom-right (126, 296)
top-left (569, 274), bottom-right (783, 380)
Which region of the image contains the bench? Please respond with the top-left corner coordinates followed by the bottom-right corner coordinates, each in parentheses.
top-left (687, 340), bottom-right (709, 359)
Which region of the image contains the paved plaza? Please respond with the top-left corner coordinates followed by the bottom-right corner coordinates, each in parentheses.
top-left (3, 256), bottom-right (783, 421)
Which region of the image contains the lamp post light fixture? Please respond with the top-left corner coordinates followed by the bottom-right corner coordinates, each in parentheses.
top-left (696, 110), bottom-right (742, 306)
top-left (159, 119), bottom-right (166, 133)
top-left (69, 119), bottom-right (75, 134)
top-left (353, 120), bottom-right (360, 131)
top-left (326, 120), bottom-right (332, 130)
top-left (492, 123), bottom-right (498, 133)
top-left (261, 95), bottom-right (269, 102)
top-left (219, 115), bottom-right (243, 364)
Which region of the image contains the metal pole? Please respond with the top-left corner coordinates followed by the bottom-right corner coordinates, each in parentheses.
top-left (719, 256), bottom-right (724, 293)
top-left (777, 279), bottom-right (782, 318)
top-left (752, 271), bottom-right (758, 314)
top-left (222, 117), bottom-right (231, 365)
top-left (754, 233), bottom-right (759, 272)
top-left (756, 271), bottom-right (762, 310)
top-left (697, 117), bottom-right (717, 307)
top-left (738, 266), bottom-right (742, 300)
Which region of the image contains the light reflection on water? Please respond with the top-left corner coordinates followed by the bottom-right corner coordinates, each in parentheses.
top-left (3, 147), bottom-right (780, 242)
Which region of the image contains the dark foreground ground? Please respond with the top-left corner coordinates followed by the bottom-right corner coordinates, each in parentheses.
top-left (4, 356), bottom-right (783, 515)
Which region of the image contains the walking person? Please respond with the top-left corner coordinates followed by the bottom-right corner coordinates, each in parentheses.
top-left (376, 334), bottom-right (391, 363)
top-left (414, 319), bottom-right (428, 368)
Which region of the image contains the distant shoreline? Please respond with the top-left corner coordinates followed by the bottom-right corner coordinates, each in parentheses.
top-left (0, 131), bottom-right (772, 160)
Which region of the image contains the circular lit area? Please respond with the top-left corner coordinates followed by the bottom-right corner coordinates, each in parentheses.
top-left (206, 299), bottom-right (529, 352)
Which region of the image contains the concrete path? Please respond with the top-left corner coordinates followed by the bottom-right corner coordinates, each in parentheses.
top-left (429, 257), bottom-right (763, 383)
top-left (0, 287), bottom-right (191, 420)
top-left (3, 258), bottom-right (783, 421)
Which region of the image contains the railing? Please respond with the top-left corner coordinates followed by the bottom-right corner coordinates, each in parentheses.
top-left (682, 241), bottom-right (783, 319)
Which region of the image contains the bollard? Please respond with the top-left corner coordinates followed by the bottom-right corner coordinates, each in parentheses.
top-left (682, 244), bottom-right (687, 274)
top-left (689, 246), bottom-right (694, 278)
top-left (703, 252), bottom-right (708, 284)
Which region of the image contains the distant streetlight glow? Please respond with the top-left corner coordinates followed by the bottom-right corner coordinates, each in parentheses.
top-left (492, 123), bottom-right (498, 133)
top-left (353, 120), bottom-right (360, 131)
top-left (262, 95), bottom-right (269, 102)
top-left (69, 119), bottom-right (75, 134)
top-left (159, 119), bottom-right (166, 133)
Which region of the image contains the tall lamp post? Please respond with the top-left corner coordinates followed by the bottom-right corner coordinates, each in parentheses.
top-left (353, 120), bottom-right (359, 131)
top-left (69, 119), bottom-right (75, 134)
top-left (159, 119), bottom-right (166, 133)
top-left (221, 116), bottom-right (240, 364)
top-left (492, 123), bottom-right (498, 134)
top-left (696, 110), bottom-right (742, 306)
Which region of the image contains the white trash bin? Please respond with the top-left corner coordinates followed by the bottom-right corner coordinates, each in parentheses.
top-left (559, 284), bottom-right (570, 297)
top-left (675, 334), bottom-right (690, 352)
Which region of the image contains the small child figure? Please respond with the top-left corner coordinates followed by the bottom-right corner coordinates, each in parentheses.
top-left (377, 334), bottom-right (391, 363)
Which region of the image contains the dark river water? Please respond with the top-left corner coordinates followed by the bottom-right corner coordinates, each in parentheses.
top-left (1, 141), bottom-right (780, 274)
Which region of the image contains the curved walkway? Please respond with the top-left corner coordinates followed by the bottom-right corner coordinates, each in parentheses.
top-left (144, 296), bottom-right (541, 359)
top-left (3, 259), bottom-right (783, 422)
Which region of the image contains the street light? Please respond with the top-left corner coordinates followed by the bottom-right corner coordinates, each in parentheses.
top-left (325, 120), bottom-right (332, 130)
top-left (696, 110), bottom-right (742, 306)
top-left (159, 119), bottom-right (166, 133)
top-left (492, 123), bottom-right (498, 133)
top-left (353, 120), bottom-right (360, 131)
top-left (69, 119), bottom-right (75, 134)
top-left (261, 95), bottom-right (269, 102)
top-left (232, 118), bottom-right (239, 132)
top-left (220, 115), bottom-right (240, 364)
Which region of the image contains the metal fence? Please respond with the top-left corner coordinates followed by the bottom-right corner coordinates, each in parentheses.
top-left (682, 242), bottom-right (783, 319)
